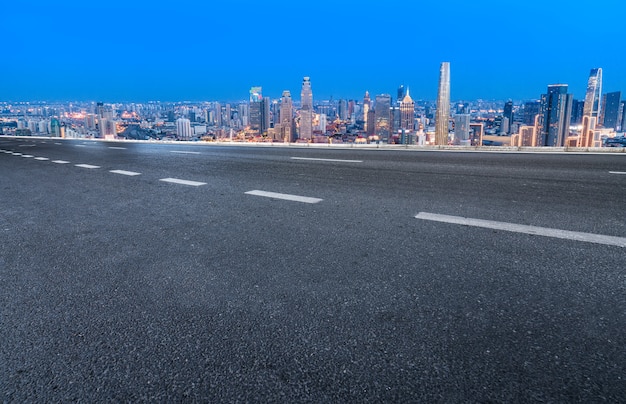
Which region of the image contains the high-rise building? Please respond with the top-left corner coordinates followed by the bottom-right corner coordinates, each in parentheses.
top-left (583, 68), bottom-right (602, 118)
top-left (397, 85), bottom-right (406, 103)
top-left (399, 88), bottom-right (415, 131)
top-left (518, 125), bottom-right (536, 147)
top-left (454, 114), bottom-right (471, 146)
top-left (300, 77), bottom-right (313, 141)
top-left (363, 91), bottom-right (371, 130)
top-left (279, 90), bottom-right (294, 142)
top-left (435, 62), bottom-right (451, 145)
top-left (374, 94), bottom-right (392, 141)
top-left (540, 84), bottom-right (573, 147)
top-left (503, 100), bottom-right (514, 134)
top-left (338, 99), bottom-right (348, 120)
top-left (570, 99), bottom-right (585, 124)
top-left (249, 87), bottom-right (263, 132)
top-left (618, 101), bottom-right (626, 132)
top-left (523, 100), bottom-right (541, 126)
top-left (176, 117), bottom-right (192, 140)
top-left (599, 91), bottom-right (621, 130)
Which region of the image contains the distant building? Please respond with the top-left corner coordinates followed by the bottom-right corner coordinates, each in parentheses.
top-left (583, 68), bottom-right (602, 118)
top-left (435, 62), bottom-right (451, 145)
top-left (619, 101), bottom-right (626, 132)
top-left (454, 114), bottom-right (471, 146)
top-left (523, 101), bottom-right (541, 126)
top-left (599, 91), bottom-right (621, 130)
top-left (503, 100), bottom-right (514, 134)
top-left (176, 117), bottom-right (192, 140)
top-left (570, 99), bottom-right (585, 125)
top-left (249, 87), bottom-right (262, 132)
top-left (374, 94), bottom-right (392, 141)
top-left (277, 90), bottom-right (293, 142)
top-left (400, 88), bottom-right (415, 131)
top-left (363, 91), bottom-right (371, 131)
top-left (540, 84), bottom-right (573, 146)
top-left (299, 77), bottom-right (313, 141)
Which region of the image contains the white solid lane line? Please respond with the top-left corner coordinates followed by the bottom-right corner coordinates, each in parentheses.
top-left (609, 171), bottom-right (626, 175)
top-left (108, 146), bottom-right (127, 150)
top-left (291, 157), bottom-right (363, 163)
top-left (159, 178), bottom-right (206, 186)
top-left (34, 157), bottom-right (49, 161)
top-left (245, 190), bottom-right (323, 204)
top-left (52, 160), bottom-right (70, 164)
top-left (415, 212), bottom-right (626, 248)
top-left (110, 170), bottom-right (141, 176)
top-left (75, 164), bottom-right (100, 169)
top-left (170, 151), bottom-right (201, 155)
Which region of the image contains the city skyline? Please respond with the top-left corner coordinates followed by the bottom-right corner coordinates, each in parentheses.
top-left (1, 0), bottom-right (625, 102)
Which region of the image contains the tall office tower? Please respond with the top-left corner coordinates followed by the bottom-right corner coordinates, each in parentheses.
top-left (261, 97), bottom-right (271, 133)
top-left (374, 94), bottom-right (392, 141)
top-left (570, 99), bottom-right (585, 124)
top-left (176, 117), bottom-right (192, 140)
top-left (279, 90), bottom-right (294, 142)
top-left (454, 114), bottom-right (471, 146)
top-left (363, 91), bottom-right (371, 130)
top-left (540, 84), bottom-right (573, 146)
top-left (523, 100), bottom-right (541, 126)
top-left (400, 88), bottom-right (415, 131)
top-left (300, 77), bottom-right (313, 141)
top-left (225, 104), bottom-right (232, 127)
top-left (397, 85), bottom-right (406, 103)
top-left (599, 91), bottom-right (621, 130)
top-left (615, 101), bottom-right (626, 132)
top-left (435, 62), bottom-right (451, 145)
top-left (338, 99), bottom-right (348, 120)
top-left (503, 100), bottom-right (514, 134)
top-left (214, 102), bottom-right (222, 126)
top-left (366, 108), bottom-right (376, 136)
top-left (249, 86), bottom-right (263, 131)
top-left (583, 68), bottom-right (602, 118)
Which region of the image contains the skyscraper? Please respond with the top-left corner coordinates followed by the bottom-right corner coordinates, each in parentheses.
top-left (579, 68), bottom-right (602, 147)
top-left (599, 91), bottom-right (621, 130)
top-left (583, 68), bottom-right (602, 118)
top-left (399, 88), bottom-right (415, 131)
top-left (279, 90), bottom-right (293, 142)
top-left (503, 100), bottom-right (514, 134)
top-left (454, 114), bottom-right (471, 146)
top-left (374, 94), bottom-right (392, 141)
top-left (300, 77), bottom-right (313, 141)
top-left (540, 84), bottom-right (573, 147)
top-left (435, 62), bottom-right (451, 145)
top-left (249, 86), bottom-right (263, 132)
top-left (363, 91), bottom-right (371, 131)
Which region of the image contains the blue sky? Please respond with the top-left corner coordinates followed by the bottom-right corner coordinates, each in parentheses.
top-left (1, 0), bottom-right (625, 102)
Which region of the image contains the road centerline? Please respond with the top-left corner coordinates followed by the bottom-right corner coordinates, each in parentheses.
top-left (245, 190), bottom-right (323, 204)
top-left (415, 212), bottom-right (626, 247)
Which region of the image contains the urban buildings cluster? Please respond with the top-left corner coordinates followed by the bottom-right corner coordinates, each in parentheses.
top-left (1, 64), bottom-right (624, 147)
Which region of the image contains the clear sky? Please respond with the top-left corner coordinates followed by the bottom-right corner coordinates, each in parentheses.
top-left (1, 0), bottom-right (625, 103)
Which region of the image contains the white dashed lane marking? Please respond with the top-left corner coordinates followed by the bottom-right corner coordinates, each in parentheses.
top-left (75, 164), bottom-right (100, 169)
top-left (415, 212), bottom-right (626, 248)
top-left (52, 160), bottom-right (70, 164)
top-left (110, 170), bottom-right (141, 176)
top-left (21, 155), bottom-right (34, 158)
top-left (609, 171), bottom-right (626, 175)
top-left (108, 147), bottom-right (127, 150)
top-left (245, 190), bottom-right (323, 204)
top-left (34, 157), bottom-right (49, 161)
top-left (159, 178), bottom-right (206, 186)
top-left (170, 151), bottom-right (201, 155)
top-left (291, 157), bottom-right (363, 163)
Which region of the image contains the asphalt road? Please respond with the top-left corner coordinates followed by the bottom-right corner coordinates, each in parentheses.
top-left (1, 137), bottom-right (625, 402)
